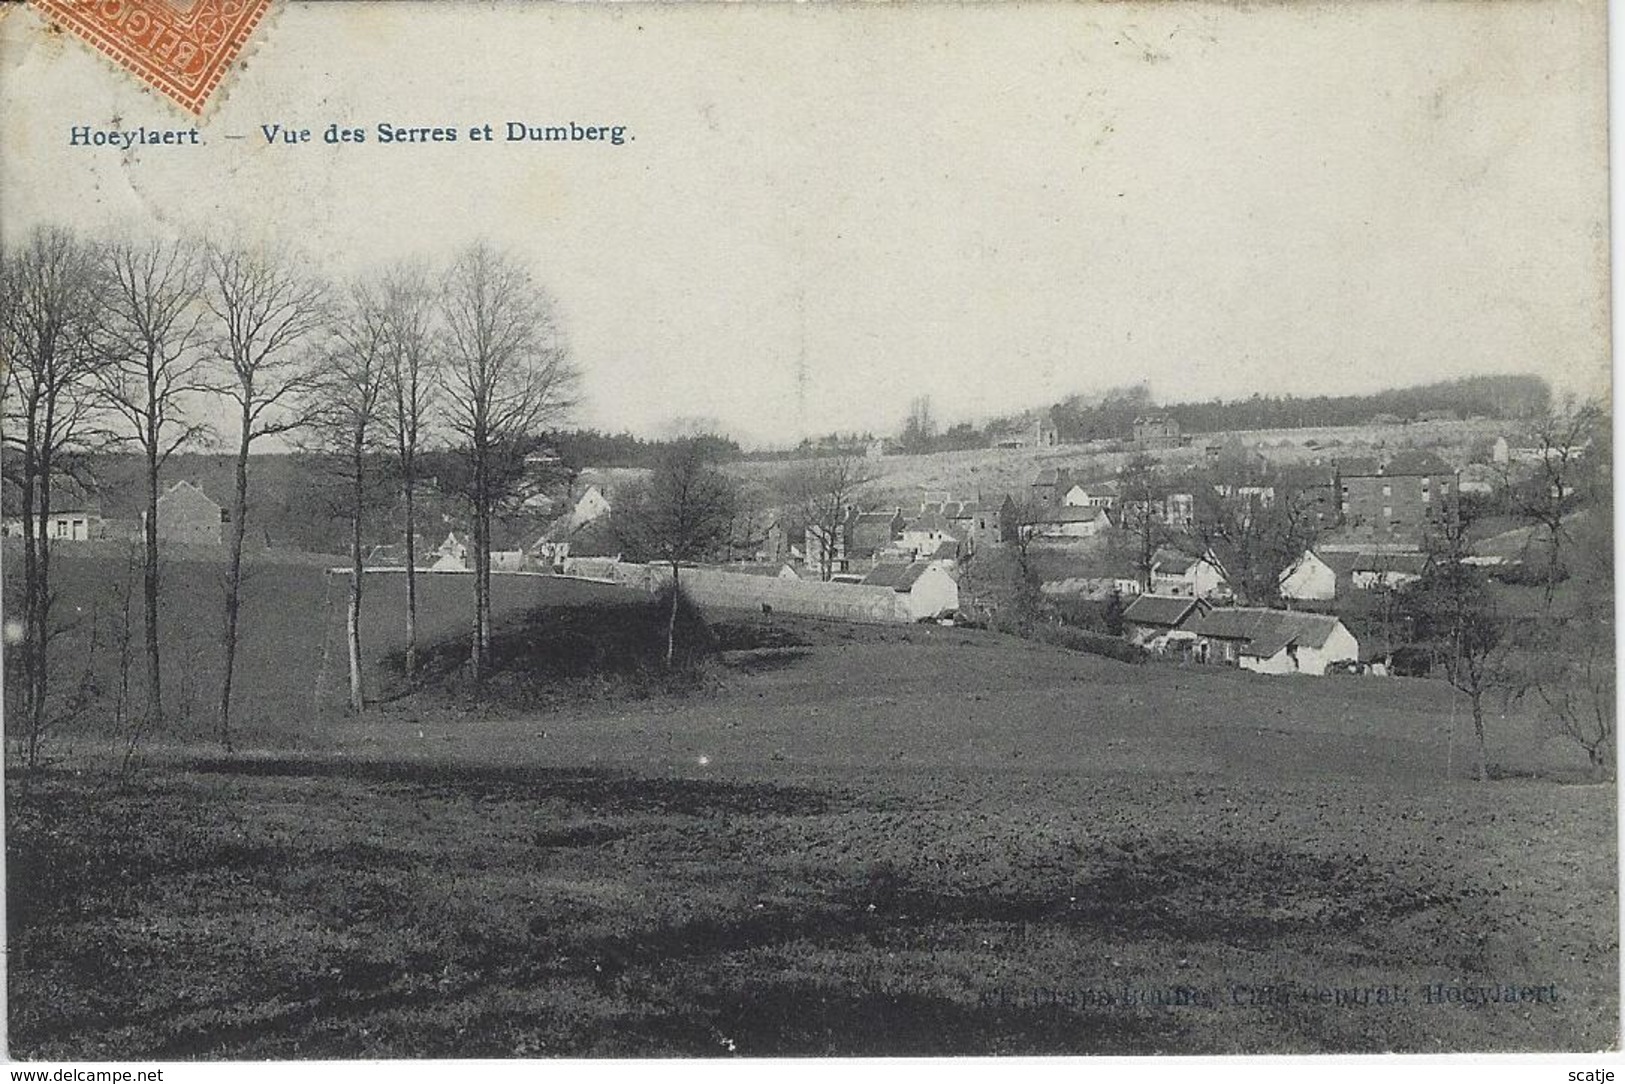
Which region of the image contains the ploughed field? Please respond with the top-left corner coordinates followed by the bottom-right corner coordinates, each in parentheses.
top-left (7, 609), bottom-right (1617, 1057)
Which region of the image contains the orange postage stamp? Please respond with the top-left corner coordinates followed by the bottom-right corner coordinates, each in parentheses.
top-left (28, 0), bottom-right (272, 115)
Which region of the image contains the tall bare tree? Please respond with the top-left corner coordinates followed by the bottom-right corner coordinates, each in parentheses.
top-left (97, 237), bottom-right (209, 733)
top-left (1400, 514), bottom-right (1511, 783)
top-left (1184, 481), bottom-right (1318, 606)
top-left (379, 261), bottom-right (441, 684)
top-left (612, 439), bottom-right (738, 667)
top-left (310, 281), bottom-right (392, 713)
top-left (0, 226), bottom-right (109, 766)
top-left (440, 243), bottom-right (577, 683)
top-left (782, 453), bottom-right (875, 581)
top-left (203, 240), bottom-right (329, 751)
top-left (1504, 399), bottom-right (1602, 607)
top-left (1117, 453), bottom-right (1174, 592)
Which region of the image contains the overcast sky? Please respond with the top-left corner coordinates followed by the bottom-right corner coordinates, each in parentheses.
top-left (0, 1), bottom-right (1609, 447)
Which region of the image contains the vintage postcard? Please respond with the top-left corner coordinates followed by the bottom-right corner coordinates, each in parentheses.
top-left (0, 0), bottom-right (1614, 1071)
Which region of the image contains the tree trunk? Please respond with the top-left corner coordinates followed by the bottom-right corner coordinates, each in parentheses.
top-left (1471, 692), bottom-right (1489, 783)
top-left (143, 441), bottom-right (164, 731)
top-left (469, 506), bottom-right (485, 683)
top-left (666, 562), bottom-right (680, 669)
top-left (347, 503), bottom-right (365, 714)
top-left (479, 507), bottom-right (492, 662)
top-left (402, 474), bottom-right (417, 683)
top-left (217, 411), bottom-right (252, 752)
top-left (18, 456), bottom-right (40, 763)
top-left (31, 463), bottom-right (54, 767)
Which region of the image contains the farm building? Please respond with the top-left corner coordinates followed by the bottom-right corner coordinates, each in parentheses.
top-left (1132, 414), bottom-right (1181, 449)
top-left (3, 507), bottom-right (103, 542)
top-left (430, 531), bottom-right (469, 571)
top-left (803, 508), bottom-right (904, 575)
top-left (968, 497), bottom-right (1011, 551)
top-left (1030, 467), bottom-right (1074, 509)
top-left (567, 484), bottom-right (613, 529)
top-left (1349, 551), bottom-right (1428, 591)
top-left (1149, 549), bottom-right (1228, 599)
top-left (860, 560), bottom-right (960, 621)
top-left (1063, 481), bottom-right (1118, 510)
top-left (1188, 608), bottom-right (1359, 676)
top-left (1122, 593), bottom-right (1211, 649)
top-left (151, 480), bottom-right (225, 545)
top-left (898, 511), bottom-right (958, 557)
top-left (1277, 549), bottom-right (1351, 602)
top-left (1116, 492), bottom-right (1196, 531)
top-left (1033, 504), bottom-right (1109, 541)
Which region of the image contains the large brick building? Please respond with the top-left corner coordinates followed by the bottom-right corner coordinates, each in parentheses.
top-left (1331, 451), bottom-right (1458, 545)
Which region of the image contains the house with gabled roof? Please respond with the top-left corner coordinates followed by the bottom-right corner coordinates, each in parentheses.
top-left (1030, 467), bottom-right (1074, 509)
top-left (1063, 480), bottom-right (1118, 510)
top-left (1189, 607), bottom-right (1358, 675)
top-left (1122, 593), bottom-right (1211, 649)
top-left (860, 559), bottom-right (959, 621)
top-left (1277, 548), bottom-right (1352, 602)
top-left (1149, 548), bottom-right (1228, 599)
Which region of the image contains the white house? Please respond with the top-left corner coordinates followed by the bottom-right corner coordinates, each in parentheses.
top-left (568, 484), bottom-right (612, 530)
top-left (1189, 608), bottom-right (1359, 676)
top-left (1061, 482), bottom-right (1118, 510)
top-left (431, 531), bottom-right (469, 571)
top-left (1149, 550), bottom-right (1228, 599)
top-left (861, 560), bottom-right (959, 621)
top-left (898, 512), bottom-right (957, 558)
top-left (1278, 549), bottom-right (1340, 602)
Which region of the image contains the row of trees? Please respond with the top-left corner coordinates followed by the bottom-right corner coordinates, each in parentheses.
top-left (1, 225), bottom-right (577, 762)
top-left (909, 374), bottom-right (1551, 454)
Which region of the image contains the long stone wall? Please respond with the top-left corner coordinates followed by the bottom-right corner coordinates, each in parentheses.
top-left (612, 562), bottom-right (913, 625)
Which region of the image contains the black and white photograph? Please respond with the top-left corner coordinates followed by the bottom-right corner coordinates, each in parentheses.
top-left (0, 0), bottom-right (1615, 1068)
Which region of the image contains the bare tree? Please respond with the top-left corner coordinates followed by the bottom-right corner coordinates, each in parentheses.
top-left (900, 395), bottom-right (936, 453)
top-left (1531, 631), bottom-right (1614, 777)
top-left (203, 240), bottom-right (329, 751)
top-left (723, 478), bottom-right (775, 563)
top-left (612, 439), bottom-right (738, 667)
top-left (1184, 480), bottom-right (1318, 606)
top-left (782, 453), bottom-right (875, 581)
top-left (308, 281), bottom-right (392, 713)
top-left (0, 225), bottom-right (109, 766)
top-left (1400, 515), bottom-right (1511, 783)
top-left (1116, 453), bottom-right (1174, 592)
top-left (379, 261), bottom-right (441, 684)
top-left (440, 242), bottom-right (578, 682)
top-left (1000, 494), bottom-right (1049, 624)
top-left (96, 237), bottom-right (209, 734)
top-left (1504, 399), bottom-right (1602, 606)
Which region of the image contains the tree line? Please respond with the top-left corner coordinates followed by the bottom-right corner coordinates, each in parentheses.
top-left (1, 225), bottom-right (577, 764)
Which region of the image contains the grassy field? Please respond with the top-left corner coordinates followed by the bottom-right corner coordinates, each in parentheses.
top-left (7, 610), bottom-right (1615, 1057)
top-left (5, 552), bottom-right (638, 746)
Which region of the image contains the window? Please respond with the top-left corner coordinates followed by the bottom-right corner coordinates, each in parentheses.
top-left (1382, 484), bottom-right (1392, 497)
top-left (1382, 506), bottom-right (1392, 518)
